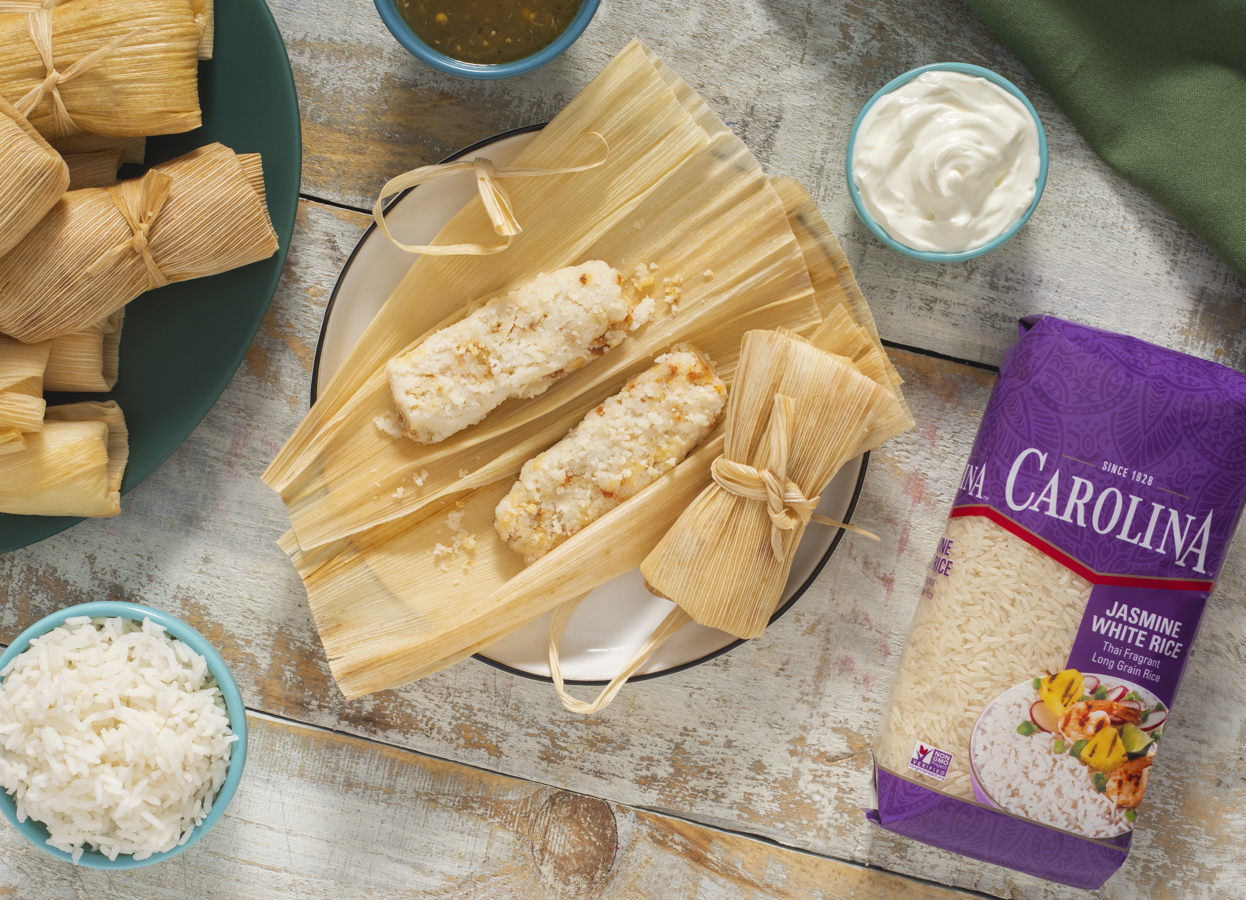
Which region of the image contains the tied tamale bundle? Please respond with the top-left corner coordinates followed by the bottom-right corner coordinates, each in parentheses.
top-left (0, 335), bottom-right (51, 455)
top-left (43, 310), bottom-right (123, 391)
top-left (0, 400), bottom-right (127, 516)
top-left (0, 142), bottom-right (278, 343)
top-left (64, 148), bottom-right (120, 188)
top-left (0, 94), bottom-right (68, 257)
top-left (0, 0), bottom-right (201, 139)
top-left (0, 0), bottom-right (213, 57)
top-left (642, 329), bottom-right (892, 639)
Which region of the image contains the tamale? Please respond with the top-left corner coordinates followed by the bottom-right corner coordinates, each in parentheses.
top-left (0, 143), bottom-right (279, 343)
top-left (642, 329), bottom-right (891, 639)
top-left (496, 347), bottom-right (727, 563)
top-left (49, 132), bottom-right (144, 164)
top-left (0, 95), bottom-right (69, 257)
top-left (0, 401), bottom-right (127, 516)
top-left (0, 0), bottom-right (201, 139)
top-left (0, 335), bottom-right (51, 455)
top-left (384, 261), bottom-right (645, 445)
top-left (64, 148), bottom-right (121, 189)
top-left (43, 310), bottom-right (123, 391)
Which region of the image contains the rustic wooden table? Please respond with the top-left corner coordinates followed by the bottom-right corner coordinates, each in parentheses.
top-left (3, 1), bottom-right (1245, 898)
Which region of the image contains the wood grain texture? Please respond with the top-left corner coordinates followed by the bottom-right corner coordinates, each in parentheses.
top-left (5, 200), bottom-right (1246, 898)
top-left (0, 714), bottom-right (976, 899)
top-left (271, 0), bottom-right (1245, 371)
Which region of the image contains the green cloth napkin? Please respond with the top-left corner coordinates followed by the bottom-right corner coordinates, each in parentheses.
top-left (965, 0), bottom-right (1246, 283)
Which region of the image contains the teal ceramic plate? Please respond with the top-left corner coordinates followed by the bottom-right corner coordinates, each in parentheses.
top-left (0, 0), bottom-right (302, 554)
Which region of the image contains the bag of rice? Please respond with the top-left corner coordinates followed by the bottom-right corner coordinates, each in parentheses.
top-left (867, 315), bottom-right (1246, 889)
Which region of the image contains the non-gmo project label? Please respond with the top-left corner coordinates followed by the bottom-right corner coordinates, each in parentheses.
top-left (908, 742), bottom-right (952, 781)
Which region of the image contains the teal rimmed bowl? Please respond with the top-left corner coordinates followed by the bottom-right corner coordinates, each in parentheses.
top-left (0, 601), bottom-right (247, 868)
top-left (845, 62), bottom-right (1049, 263)
top-left (374, 0), bottom-right (600, 80)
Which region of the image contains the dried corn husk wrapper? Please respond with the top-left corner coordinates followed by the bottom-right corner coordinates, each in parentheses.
top-left (267, 42), bottom-right (911, 701)
top-left (0, 94), bottom-right (69, 257)
top-left (0, 400), bottom-right (127, 516)
top-left (63, 147), bottom-right (120, 188)
top-left (43, 309), bottom-right (123, 391)
top-left (642, 329), bottom-right (891, 639)
top-left (49, 131), bottom-right (144, 163)
top-left (0, 0), bottom-right (201, 139)
top-left (0, 335), bottom-right (51, 455)
top-left (0, 143), bottom-right (278, 343)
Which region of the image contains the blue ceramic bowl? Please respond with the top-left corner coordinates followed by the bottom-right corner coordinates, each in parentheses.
top-left (374, 0), bottom-right (600, 80)
top-left (0, 601), bottom-right (248, 868)
top-left (845, 62), bottom-right (1049, 263)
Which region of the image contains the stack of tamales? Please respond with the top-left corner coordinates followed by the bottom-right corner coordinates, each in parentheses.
top-left (262, 40), bottom-right (912, 700)
top-left (0, 0), bottom-right (276, 519)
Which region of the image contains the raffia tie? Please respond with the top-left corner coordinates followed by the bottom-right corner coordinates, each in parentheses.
top-left (15, 11), bottom-right (147, 137)
top-left (371, 132), bottom-right (609, 256)
top-left (85, 170), bottom-right (174, 290)
top-left (711, 394), bottom-right (878, 559)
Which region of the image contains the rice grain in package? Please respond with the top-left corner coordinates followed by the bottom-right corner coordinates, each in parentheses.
top-left (867, 316), bottom-right (1246, 889)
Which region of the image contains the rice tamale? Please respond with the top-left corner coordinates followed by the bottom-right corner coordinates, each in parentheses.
top-left (0, 401), bottom-right (128, 516)
top-left (0, 335), bottom-right (51, 455)
top-left (384, 261), bottom-right (646, 445)
top-left (43, 310), bottom-right (123, 392)
top-left (496, 346), bottom-right (727, 563)
top-left (0, 143), bottom-right (278, 343)
top-left (0, 95), bottom-right (69, 258)
top-left (0, 0), bottom-right (201, 139)
top-left (641, 329), bottom-right (893, 639)
top-left (64, 148), bottom-right (121, 189)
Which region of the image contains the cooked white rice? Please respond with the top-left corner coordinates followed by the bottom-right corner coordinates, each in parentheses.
top-left (0, 616), bottom-right (236, 862)
top-left (875, 516), bottom-right (1092, 798)
top-left (971, 681), bottom-right (1131, 838)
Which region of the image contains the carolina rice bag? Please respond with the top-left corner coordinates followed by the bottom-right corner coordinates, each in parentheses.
top-left (867, 316), bottom-right (1246, 889)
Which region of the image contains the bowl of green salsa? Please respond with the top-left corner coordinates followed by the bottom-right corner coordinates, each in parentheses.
top-left (376, 0), bottom-right (599, 79)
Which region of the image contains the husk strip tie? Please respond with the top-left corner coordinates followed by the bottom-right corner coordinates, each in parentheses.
top-left (371, 133), bottom-right (609, 256)
top-left (712, 395), bottom-right (878, 558)
top-left (85, 169), bottom-right (173, 289)
top-left (15, 12), bottom-right (147, 137)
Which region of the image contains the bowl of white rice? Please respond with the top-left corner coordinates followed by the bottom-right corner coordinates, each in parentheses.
top-left (0, 601), bottom-right (247, 867)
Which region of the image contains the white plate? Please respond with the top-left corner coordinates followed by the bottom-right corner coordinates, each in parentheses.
top-left (313, 127), bottom-right (867, 684)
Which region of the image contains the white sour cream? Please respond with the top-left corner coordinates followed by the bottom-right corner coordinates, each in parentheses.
top-left (851, 71), bottom-right (1041, 253)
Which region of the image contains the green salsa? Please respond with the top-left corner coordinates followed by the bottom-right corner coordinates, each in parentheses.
top-left (401, 0), bottom-right (583, 65)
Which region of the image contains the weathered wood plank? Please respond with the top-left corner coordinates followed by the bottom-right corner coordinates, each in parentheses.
top-left (0, 713), bottom-right (976, 900)
top-left (5, 199), bottom-right (1246, 897)
top-left (270, 0), bottom-right (1246, 371)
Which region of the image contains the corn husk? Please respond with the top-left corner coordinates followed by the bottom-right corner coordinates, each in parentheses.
top-left (0, 334), bottom-right (51, 455)
top-left (264, 40), bottom-right (822, 553)
top-left (0, 0), bottom-right (201, 139)
top-left (641, 329), bottom-right (891, 639)
top-left (269, 42), bottom-right (908, 699)
top-left (0, 94), bottom-right (69, 257)
top-left (63, 148), bottom-right (120, 188)
top-left (0, 143), bottom-right (278, 343)
top-left (43, 309), bottom-right (123, 391)
top-left (0, 400), bottom-right (127, 516)
top-left (49, 131), bottom-right (144, 164)
top-left (190, 0), bottom-right (212, 58)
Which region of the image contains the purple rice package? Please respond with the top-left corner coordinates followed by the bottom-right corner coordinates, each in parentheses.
top-left (866, 315), bottom-right (1246, 889)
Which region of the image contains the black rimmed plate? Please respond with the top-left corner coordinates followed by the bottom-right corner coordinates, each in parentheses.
top-left (313, 127), bottom-right (867, 685)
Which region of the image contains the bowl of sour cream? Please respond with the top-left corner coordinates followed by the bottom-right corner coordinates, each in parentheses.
top-left (846, 63), bottom-right (1048, 262)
